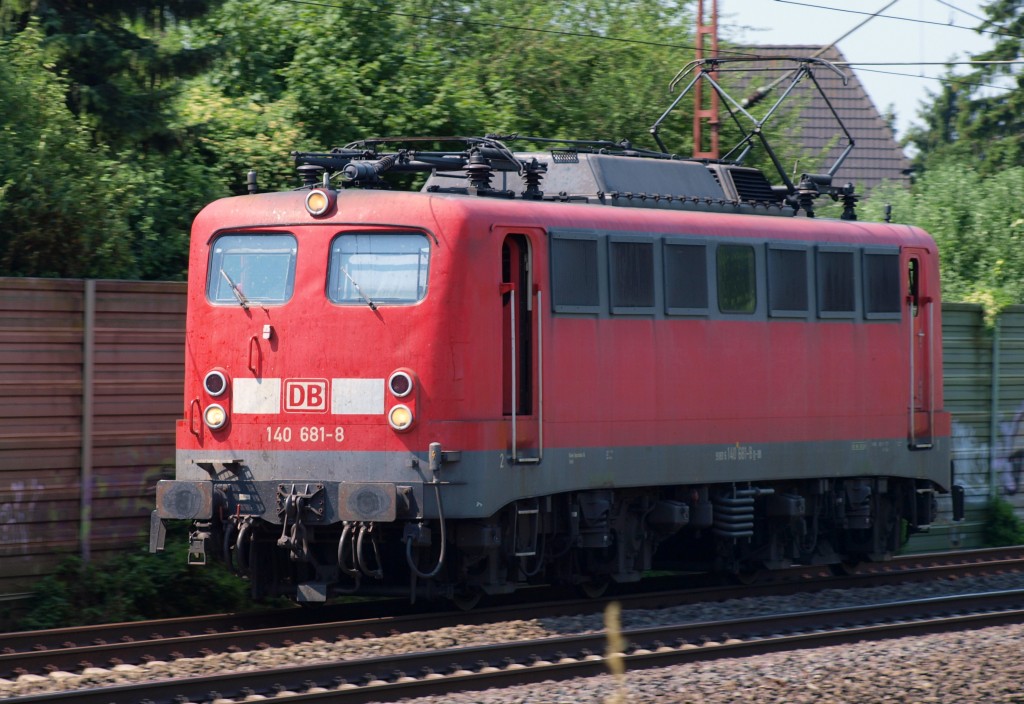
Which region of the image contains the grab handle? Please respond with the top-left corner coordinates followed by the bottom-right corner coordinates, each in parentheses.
top-left (248, 335), bottom-right (260, 376)
top-left (189, 398), bottom-right (202, 438)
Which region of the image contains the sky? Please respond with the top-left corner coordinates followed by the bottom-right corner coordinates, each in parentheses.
top-left (719, 0), bottom-right (997, 138)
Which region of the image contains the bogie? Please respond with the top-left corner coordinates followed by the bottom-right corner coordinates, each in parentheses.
top-left (182, 477), bottom-right (927, 602)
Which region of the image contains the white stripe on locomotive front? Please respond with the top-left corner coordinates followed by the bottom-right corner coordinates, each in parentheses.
top-left (233, 378), bottom-right (282, 414)
top-left (331, 378), bottom-right (385, 414)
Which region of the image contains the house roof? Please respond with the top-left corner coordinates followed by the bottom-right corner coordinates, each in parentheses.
top-left (725, 45), bottom-right (912, 192)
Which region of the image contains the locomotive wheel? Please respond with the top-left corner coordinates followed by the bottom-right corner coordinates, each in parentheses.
top-left (731, 568), bottom-right (765, 585)
top-left (578, 577), bottom-right (611, 599)
top-left (450, 587), bottom-right (483, 611)
top-left (829, 560), bottom-right (862, 576)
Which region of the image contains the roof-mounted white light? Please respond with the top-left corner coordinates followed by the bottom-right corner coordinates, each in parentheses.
top-left (305, 188), bottom-right (335, 217)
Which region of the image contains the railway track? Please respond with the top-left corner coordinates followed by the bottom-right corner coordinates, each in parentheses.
top-left (4, 546), bottom-right (1024, 680)
top-left (8, 544), bottom-right (1024, 675)
top-left (7, 585), bottom-right (1024, 704)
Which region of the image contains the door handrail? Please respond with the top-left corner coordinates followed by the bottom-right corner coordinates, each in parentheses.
top-left (908, 268), bottom-right (934, 450)
top-left (510, 287), bottom-right (543, 464)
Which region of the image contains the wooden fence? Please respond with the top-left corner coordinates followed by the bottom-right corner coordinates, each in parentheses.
top-left (0, 278), bottom-right (185, 598)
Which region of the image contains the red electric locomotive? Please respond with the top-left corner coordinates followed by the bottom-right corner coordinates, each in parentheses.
top-left (152, 60), bottom-right (954, 604)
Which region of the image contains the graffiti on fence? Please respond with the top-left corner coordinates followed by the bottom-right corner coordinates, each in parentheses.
top-left (952, 420), bottom-right (990, 492)
top-left (0, 478), bottom-right (45, 556)
top-left (950, 405), bottom-right (1024, 497)
top-left (1000, 405), bottom-right (1024, 496)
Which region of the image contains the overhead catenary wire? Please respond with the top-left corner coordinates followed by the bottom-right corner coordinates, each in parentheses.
top-left (273, 0), bottom-right (764, 57)
top-left (840, 60), bottom-right (1024, 66)
top-left (739, 0), bottom-right (899, 107)
top-left (270, 0), bottom-right (1015, 95)
top-left (840, 58), bottom-right (1023, 91)
top-left (774, 0), bottom-right (1023, 39)
top-left (842, 66), bottom-right (1013, 92)
top-left (932, 0), bottom-right (989, 24)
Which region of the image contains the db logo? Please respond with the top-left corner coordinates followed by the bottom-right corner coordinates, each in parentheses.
top-left (284, 379), bottom-right (328, 413)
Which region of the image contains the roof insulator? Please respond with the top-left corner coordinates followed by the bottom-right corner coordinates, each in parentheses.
top-left (297, 164), bottom-right (325, 187)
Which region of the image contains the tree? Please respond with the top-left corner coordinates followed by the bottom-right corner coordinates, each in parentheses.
top-left (905, 0), bottom-right (1024, 172)
top-left (0, 23), bottom-right (135, 278)
top-left (3, 0), bottom-right (710, 278)
top-left (861, 159), bottom-right (1024, 310)
top-left (190, 0), bottom-right (696, 154)
top-left (863, 1), bottom-right (1024, 308)
top-left (955, 0), bottom-right (1024, 167)
top-left (0, 2), bottom-right (227, 279)
top-left (1, 0), bottom-right (221, 153)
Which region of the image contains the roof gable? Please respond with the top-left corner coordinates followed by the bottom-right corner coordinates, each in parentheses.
top-left (731, 45), bottom-right (911, 191)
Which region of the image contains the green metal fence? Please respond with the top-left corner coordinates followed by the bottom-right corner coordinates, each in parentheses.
top-left (908, 304), bottom-right (1024, 552)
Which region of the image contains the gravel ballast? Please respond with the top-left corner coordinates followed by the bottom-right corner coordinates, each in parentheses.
top-left (399, 625), bottom-right (1024, 704)
top-left (3, 570), bottom-right (1024, 702)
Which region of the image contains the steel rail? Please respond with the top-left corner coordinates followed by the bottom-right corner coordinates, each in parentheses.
top-left (8, 588), bottom-right (1024, 704)
top-left (4, 546), bottom-right (1024, 678)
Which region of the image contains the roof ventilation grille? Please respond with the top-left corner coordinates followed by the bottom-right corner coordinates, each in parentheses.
top-left (729, 167), bottom-right (783, 203)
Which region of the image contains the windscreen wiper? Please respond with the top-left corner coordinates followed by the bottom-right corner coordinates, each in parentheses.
top-left (219, 269), bottom-right (250, 309)
top-left (340, 267), bottom-right (378, 311)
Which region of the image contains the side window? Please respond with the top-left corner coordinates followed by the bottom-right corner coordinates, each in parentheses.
top-left (328, 233), bottom-right (429, 305)
top-left (664, 241), bottom-right (709, 314)
top-left (767, 245), bottom-right (809, 317)
top-left (609, 238), bottom-right (654, 313)
top-left (551, 233), bottom-right (600, 313)
top-left (863, 250), bottom-right (902, 319)
top-left (817, 248), bottom-right (857, 318)
top-left (717, 244), bottom-right (756, 314)
top-left (907, 258), bottom-right (920, 318)
top-left (207, 233), bottom-right (297, 306)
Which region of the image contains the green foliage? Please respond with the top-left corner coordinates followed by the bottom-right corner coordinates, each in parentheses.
top-left (1, 0), bottom-right (222, 153)
top-left (427, 0), bottom-right (695, 146)
top-left (0, 23), bottom-right (135, 277)
top-left (0, 0), bottom-right (1018, 303)
top-left (193, 0), bottom-right (696, 151)
top-left (175, 79), bottom-right (305, 195)
top-left (861, 157), bottom-right (1024, 310)
top-left (0, 21), bottom-right (221, 280)
top-left (982, 496), bottom-right (1024, 547)
top-left (17, 537), bottom-right (251, 631)
top-left (906, 0), bottom-right (1024, 174)
top-left (119, 151), bottom-right (227, 280)
top-left (0, 0), bottom-right (716, 280)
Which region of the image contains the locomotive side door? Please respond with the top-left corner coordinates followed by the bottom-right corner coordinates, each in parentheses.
top-left (904, 247), bottom-right (934, 449)
top-left (500, 230), bottom-right (543, 463)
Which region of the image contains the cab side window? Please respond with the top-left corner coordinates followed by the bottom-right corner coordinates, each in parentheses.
top-left (863, 251), bottom-right (901, 318)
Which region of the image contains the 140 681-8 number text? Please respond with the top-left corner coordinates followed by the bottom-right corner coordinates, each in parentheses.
top-left (266, 426), bottom-right (345, 443)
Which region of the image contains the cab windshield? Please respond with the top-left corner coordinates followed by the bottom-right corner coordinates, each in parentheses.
top-left (207, 233), bottom-right (297, 306)
top-left (328, 233), bottom-right (429, 305)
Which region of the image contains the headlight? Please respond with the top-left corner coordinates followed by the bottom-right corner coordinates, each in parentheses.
top-left (388, 404), bottom-right (413, 431)
top-left (388, 370), bottom-right (414, 398)
top-left (204, 404), bottom-right (227, 430)
top-left (204, 370), bottom-right (228, 397)
top-left (305, 188), bottom-right (334, 216)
